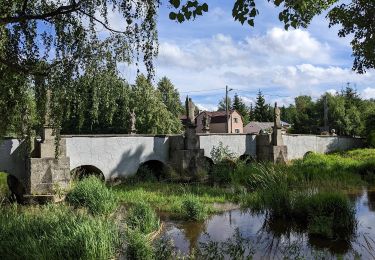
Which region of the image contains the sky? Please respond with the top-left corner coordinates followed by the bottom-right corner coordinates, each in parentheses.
top-left (117, 1), bottom-right (375, 111)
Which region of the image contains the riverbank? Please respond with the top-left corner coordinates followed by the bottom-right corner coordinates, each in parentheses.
top-left (0, 148), bottom-right (374, 259)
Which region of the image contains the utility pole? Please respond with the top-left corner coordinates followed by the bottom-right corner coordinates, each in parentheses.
top-left (225, 85), bottom-right (233, 133)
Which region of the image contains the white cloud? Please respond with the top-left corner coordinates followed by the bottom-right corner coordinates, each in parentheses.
top-left (362, 87), bottom-right (375, 99)
top-left (246, 28), bottom-right (331, 64)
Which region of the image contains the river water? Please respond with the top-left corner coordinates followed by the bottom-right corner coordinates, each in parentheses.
top-left (162, 188), bottom-right (375, 259)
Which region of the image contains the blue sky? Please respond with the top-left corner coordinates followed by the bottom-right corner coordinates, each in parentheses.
top-left (117, 1), bottom-right (375, 110)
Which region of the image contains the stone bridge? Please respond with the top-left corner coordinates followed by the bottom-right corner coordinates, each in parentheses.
top-left (0, 132), bottom-right (364, 198)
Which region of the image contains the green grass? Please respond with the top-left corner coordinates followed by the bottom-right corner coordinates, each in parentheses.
top-left (66, 176), bottom-right (118, 215)
top-left (181, 194), bottom-right (208, 221)
top-left (0, 172), bottom-right (8, 199)
top-left (114, 182), bottom-right (237, 219)
top-left (289, 149), bottom-right (375, 187)
top-left (126, 201), bottom-right (160, 234)
top-left (0, 204), bottom-right (121, 260)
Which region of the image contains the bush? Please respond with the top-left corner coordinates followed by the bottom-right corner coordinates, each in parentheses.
top-left (126, 201), bottom-right (159, 234)
top-left (181, 194), bottom-right (207, 221)
top-left (0, 204), bottom-right (120, 259)
top-left (125, 230), bottom-right (154, 260)
top-left (210, 160), bottom-right (236, 184)
top-left (66, 176), bottom-right (117, 215)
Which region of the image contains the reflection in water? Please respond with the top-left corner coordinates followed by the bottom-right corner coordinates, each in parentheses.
top-left (163, 188), bottom-right (375, 258)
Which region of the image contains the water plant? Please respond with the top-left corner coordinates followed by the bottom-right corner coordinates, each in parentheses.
top-left (66, 176), bottom-right (117, 215)
top-left (0, 204), bottom-right (120, 259)
top-left (126, 201), bottom-right (160, 234)
top-left (181, 194), bottom-right (208, 221)
top-left (125, 229), bottom-right (154, 260)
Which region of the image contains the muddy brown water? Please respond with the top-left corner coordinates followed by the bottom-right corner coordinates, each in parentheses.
top-left (161, 188), bottom-right (375, 259)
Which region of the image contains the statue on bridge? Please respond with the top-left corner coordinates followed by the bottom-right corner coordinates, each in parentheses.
top-left (202, 113), bottom-right (211, 133)
top-left (130, 109), bottom-right (137, 134)
top-left (185, 96), bottom-right (196, 126)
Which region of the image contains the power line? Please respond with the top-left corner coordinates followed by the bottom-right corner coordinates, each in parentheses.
top-left (231, 88), bottom-right (292, 98)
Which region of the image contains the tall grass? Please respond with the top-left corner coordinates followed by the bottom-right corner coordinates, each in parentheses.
top-left (0, 204), bottom-right (120, 259)
top-left (181, 194), bottom-right (207, 221)
top-left (0, 172), bottom-right (9, 200)
top-left (126, 201), bottom-right (160, 234)
top-left (66, 176), bottom-right (117, 215)
top-left (115, 182), bottom-right (233, 219)
top-left (290, 149), bottom-right (375, 186)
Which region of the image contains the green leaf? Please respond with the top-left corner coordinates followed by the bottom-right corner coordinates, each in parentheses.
top-left (202, 3), bottom-right (209, 12)
top-left (250, 8), bottom-right (257, 17)
top-left (177, 13), bottom-right (185, 23)
top-left (248, 19), bottom-right (254, 27)
top-left (169, 0), bottom-right (180, 8)
top-left (169, 12), bottom-right (177, 20)
top-left (274, 0), bottom-right (283, 7)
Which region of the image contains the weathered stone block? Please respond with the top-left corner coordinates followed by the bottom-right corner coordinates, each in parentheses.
top-left (169, 136), bottom-right (184, 151)
top-left (270, 145), bottom-right (288, 164)
top-left (28, 157), bottom-right (70, 195)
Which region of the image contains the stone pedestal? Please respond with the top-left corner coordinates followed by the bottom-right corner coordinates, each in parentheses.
top-left (169, 125), bottom-right (205, 178)
top-left (269, 145), bottom-right (288, 164)
top-left (26, 127), bottom-right (71, 201)
top-left (256, 133), bottom-right (288, 164)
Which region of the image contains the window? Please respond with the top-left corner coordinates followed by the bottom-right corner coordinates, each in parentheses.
top-left (234, 118), bottom-right (238, 123)
top-left (235, 129), bottom-right (240, 133)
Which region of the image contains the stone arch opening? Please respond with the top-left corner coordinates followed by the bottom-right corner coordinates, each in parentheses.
top-left (1, 173), bottom-right (25, 203)
top-left (239, 154), bottom-right (255, 164)
top-left (137, 160), bottom-right (168, 181)
top-left (201, 156), bottom-right (214, 174)
top-left (303, 151), bottom-right (314, 159)
top-left (71, 165), bottom-right (105, 181)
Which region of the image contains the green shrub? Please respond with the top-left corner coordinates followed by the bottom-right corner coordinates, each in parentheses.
top-left (210, 160), bottom-right (236, 184)
top-left (210, 142), bottom-right (237, 163)
top-left (126, 229), bottom-right (154, 260)
top-left (181, 194), bottom-right (207, 221)
top-left (66, 176), bottom-right (117, 215)
top-left (0, 204), bottom-right (120, 259)
top-left (126, 201), bottom-right (159, 234)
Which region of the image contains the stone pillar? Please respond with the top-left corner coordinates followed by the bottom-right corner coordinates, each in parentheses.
top-left (169, 97), bottom-right (205, 179)
top-left (26, 89), bottom-right (71, 202)
top-left (256, 103), bottom-right (288, 164)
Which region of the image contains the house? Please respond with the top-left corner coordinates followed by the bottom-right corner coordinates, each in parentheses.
top-left (195, 110), bottom-right (244, 133)
top-left (244, 121), bottom-right (291, 134)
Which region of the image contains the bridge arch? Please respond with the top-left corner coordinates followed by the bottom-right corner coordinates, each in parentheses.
top-left (71, 165), bottom-right (105, 181)
top-left (136, 160), bottom-right (169, 181)
top-left (1, 172), bottom-right (25, 203)
top-left (303, 151), bottom-right (314, 159)
top-left (239, 154), bottom-right (255, 164)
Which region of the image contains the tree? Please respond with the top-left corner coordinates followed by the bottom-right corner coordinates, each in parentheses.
top-left (249, 103), bottom-right (255, 121)
top-left (157, 77), bottom-right (184, 117)
top-left (2, 0), bottom-right (374, 138)
top-left (232, 93), bottom-right (250, 125)
top-left (218, 97), bottom-right (232, 111)
top-left (60, 69), bottom-right (130, 134)
top-left (291, 95), bottom-right (318, 134)
top-left (253, 90), bottom-right (269, 122)
top-left (130, 75), bottom-right (182, 134)
top-left (328, 1), bottom-right (375, 73)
